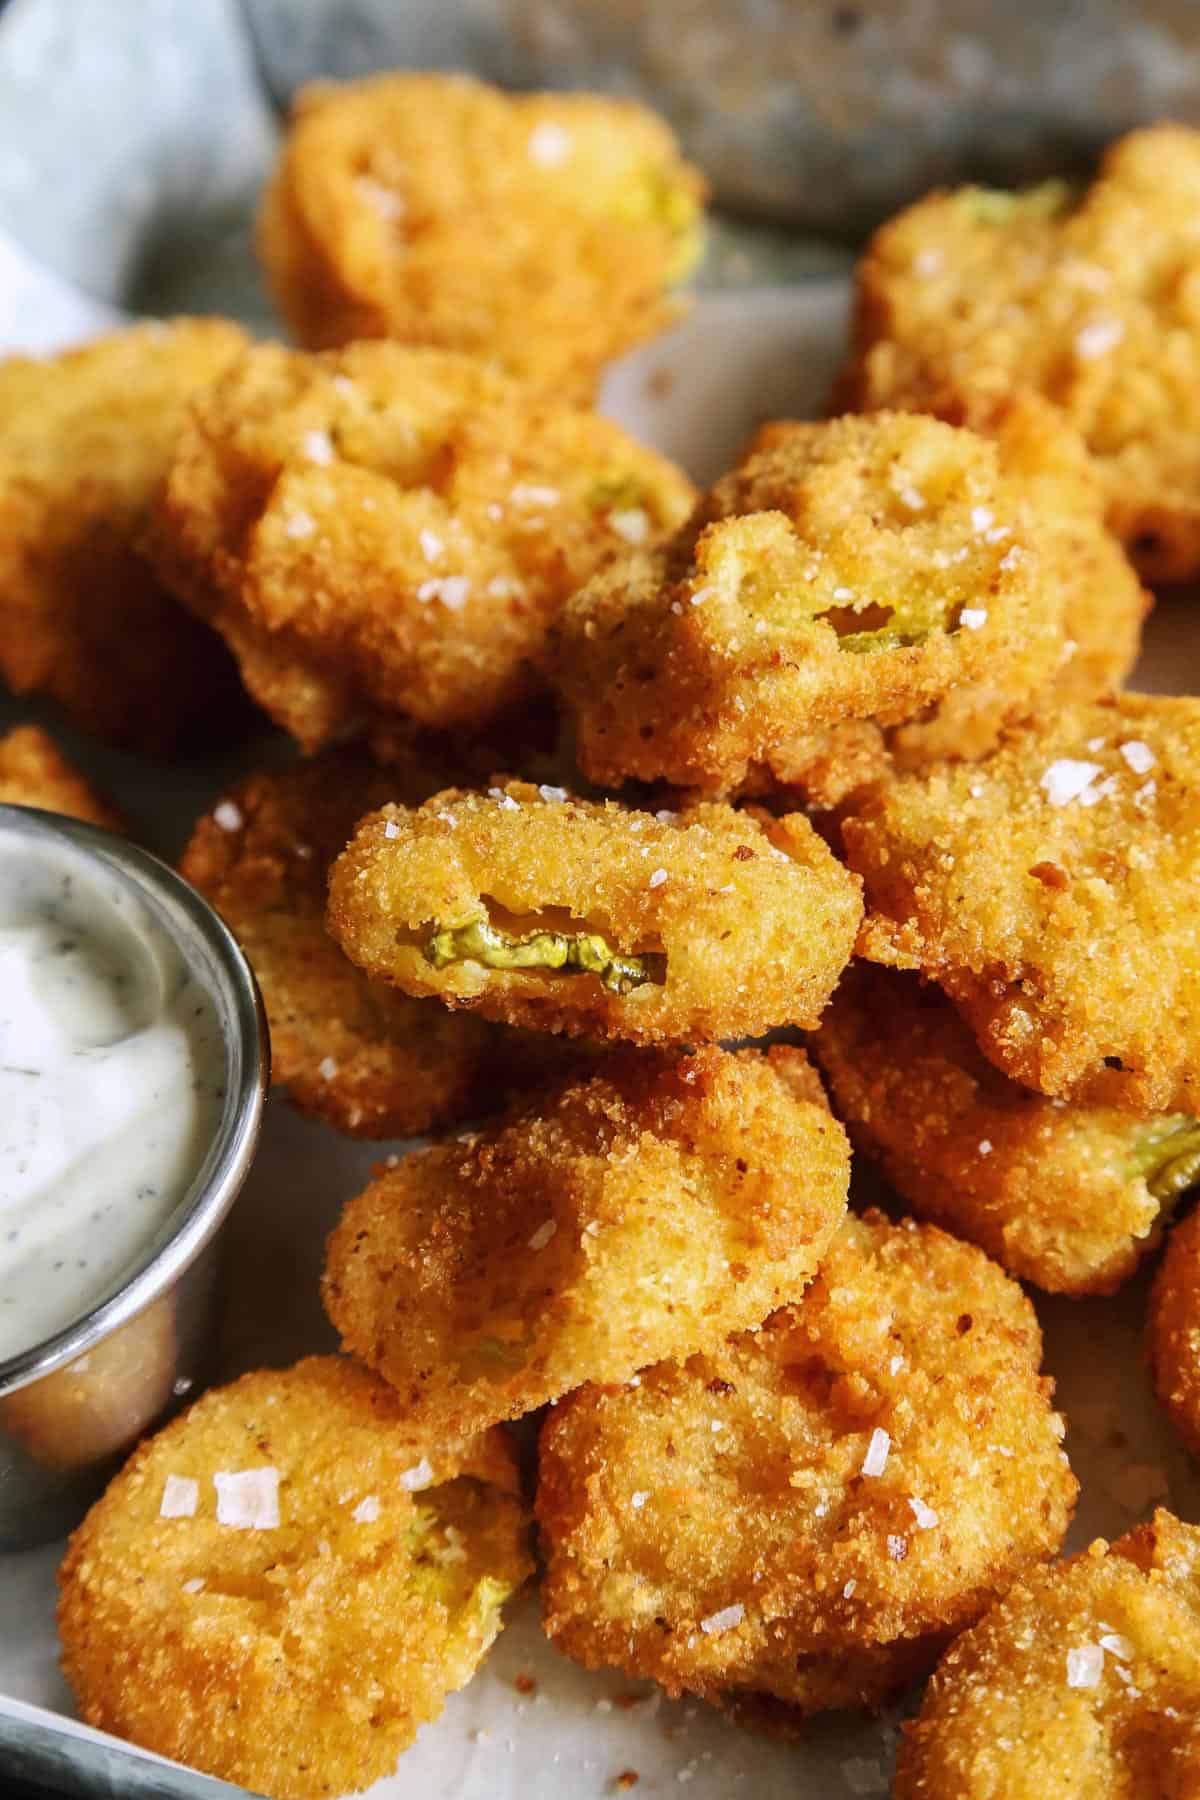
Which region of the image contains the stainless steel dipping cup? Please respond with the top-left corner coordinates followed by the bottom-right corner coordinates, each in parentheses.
top-left (0, 805), bottom-right (269, 1549)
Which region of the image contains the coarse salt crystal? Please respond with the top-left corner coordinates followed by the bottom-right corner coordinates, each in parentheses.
top-left (648, 867), bottom-right (669, 889)
top-left (213, 800), bottom-right (243, 832)
top-left (302, 429), bottom-right (334, 465)
top-left (160, 1474), bottom-right (198, 1519)
top-left (843, 1579), bottom-right (857, 1598)
top-left (814, 1502), bottom-right (829, 1516)
top-left (400, 1457), bottom-right (435, 1492)
top-left (488, 787), bottom-right (521, 811)
top-left (1075, 317), bottom-right (1125, 359)
top-left (970, 506), bottom-right (994, 531)
top-left (1041, 759), bottom-right (1104, 807)
top-left (861, 1427), bottom-right (890, 1478)
top-left (1099, 1632), bottom-right (1134, 1661)
top-left (383, 818), bottom-right (400, 839)
top-left (611, 507), bottom-right (650, 544)
top-left (1119, 740), bottom-right (1156, 774)
top-left (959, 607), bottom-right (988, 630)
top-left (832, 586), bottom-right (855, 601)
top-left (214, 1468), bottom-right (280, 1530)
top-left (897, 485), bottom-right (925, 511)
top-left (284, 510), bottom-right (315, 540)
top-left (352, 1495), bottom-right (381, 1523)
top-left (1078, 774), bottom-right (1118, 808)
top-left (631, 1491), bottom-right (650, 1509)
top-left (689, 586), bottom-right (714, 606)
top-left (887, 1534), bottom-right (909, 1561)
top-left (909, 1496), bottom-right (939, 1530)
top-left (889, 1354), bottom-right (904, 1376)
top-left (699, 1603), bottom-right (744, 1636)
top-left (538, 784), bottom-right (568, 802)
top-left (529, 1219), bottom-right (557, 1251)
top-left (1067, 1644), bottom-right (1105, 1688)
top-left (527, 121), bottom-right (572, 166)
top-left (1136, 779), bottom-right (1157, 806)
top-left (416, 575), bottom-right (471, 611)
top-left (181, 1577), bottom-right (206, 1594)
top-left (511, 483), bottom-right (560, 508)
top-left (999, 545), bottom-right (1022, 570)
top-left (419, 528), bottom-right (444, 563)
top-left (979, 1139), bottom-right (993, 1156)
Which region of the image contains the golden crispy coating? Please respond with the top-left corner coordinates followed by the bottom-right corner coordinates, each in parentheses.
top-left (895, 1512), bottom-right (1200, 1799)
top-left (58, 1357), bottom-right (531, 1799)
top-left (843, 126), bottom-right (1200, 582)
top-left (537, 1210), bottom-right (1074, 1716)
top-left (845, 695), bottom-right (1200, 1114)
top-left (0, 724), bottom-right (122, 830)
top-left (258, 72), bottom-right (706, 403)
top-left (554, 413), bottom-right (1067, 791)
top-left (814, 965), bottom-right (1197, 1295)
top-left (0, 320), bottom-right (250, 749)
top-left (179, 751), bottom-right (501, 1138)
top-left (326, 781), bottom-right (863, 1043)
top-left (148, 340), bottom-right (695, 751)
top-left (1148, 1205), bottom-right (1200, 1460)
top-left (882, 394), bottom-right (1148, 770)
top-left (323, 1045), bottom-right (849, 1434)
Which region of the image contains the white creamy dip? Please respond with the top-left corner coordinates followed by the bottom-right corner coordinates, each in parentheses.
top-left (0, 841), bottom-right (225, 1359)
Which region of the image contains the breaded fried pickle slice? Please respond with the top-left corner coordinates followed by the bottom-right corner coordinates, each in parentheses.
top-left (537, 1211), bottom-right (1075, 1716)
top-left (895, 1512), bottom-right (1200, 1799)
top-left (554, 413), bottom-right (1065, 790)
top-left (842, 126), bottom-right (1200, 581)
top-left (180, 751), bottom-right (495, 1138)
top-left (0, 724), bottom-right (122, 830)
top-left (1148, 1206), bottom-right (1200, 1461)
top-left (814, 965), bottom-right (1198, 1295)
top-left (57, 1357), bottom-right (531, 1800)
top-left (148, 341), bottom-right (695, 751)
top-left (323, 1045), bottom-right (849, 1435)
top-left (845, 695), bottom-right (1200, 1114)
top-left (0, 320), bottom-right (249, 749)
top-left (326, 781), bottom-right (863, 1043)
top-left (258, 72), bottom-right (705, 402)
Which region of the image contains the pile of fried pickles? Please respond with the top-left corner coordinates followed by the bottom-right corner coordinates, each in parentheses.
top-left (4, 71), bottom-right (1200, 1800)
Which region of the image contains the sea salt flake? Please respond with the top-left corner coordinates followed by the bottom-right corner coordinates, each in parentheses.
top-left (489, 787), bottom-right (521, 811)
top-left (160, 1474), bottom-right (198, 1519)
top-left (1119, 739), bottom-right (1156, 774)
top-left (352, 1495), bottom-right (381, 1523)
top-left (528, 121), bottom-right (572, 165)
top-left (214, 1468), bottom-right (280, 1530)
top-left (400, 1457), bottom-right (435, 1492)
top-left (978, 1139), bottom-right (993, 1156)
top-left (959, 607), bottom-right (988, 630)
top-left (213, 800), bottom-right (243, 832)
top-left (909, 1496), bottom-right (939, 1530)
top-left (1078, 773), bottom-right (1119, 808)
top-left (539, 784), bottom-right (568, 803)
top-left (970, 506), bottom-right (994, 532)
top-left (897, 485), bottom-right (925, 511)
top-left (284, 510), bottom-right (315, 540)
top-left (383, 818), bottom-right (400, 839)
top-left (611, 507), bottom-right (650, 544)
top-left (1099, 1632), bottom-right (1134, 1661)
top-left (181, 1577), bottom-right (206, 1594)
top-left (648, 867), bottom-right (669, 889)
top-left (631, 1491), bottom-right (650, 1509)
top-left (318, 1056), bottom-right (338, 1081)
top-left (887, 1533), bottom-right (909, 1561)
top-left (699, 1603), bottom-right (744, 1636)
top-left (511, 483), bottom-right (560, 508)
top-left (999, 545), bottom-right (1022, 570)
top-left (1067, 1644), bottom-right (1104, 1688)
top-left (419, 528), bottom-right (444, 563)
top-left (1075, 317), bottom-right (1125, 359)
top-left (689, 586), bottom-right (714, 606)
top-left (416, 575), bottom-right (471, 611)
top-left (861, 1427), bottom-right (890, 1478)
top-left (1041, 759), bottom-right (1104, 807)
top-left (529, 1219), bottom-right (557, 1251)
top-left (843, 1579), bottom-right (857, 1598)
top-left (889, 1355), bottom-right (904, 1376)
top-left (302, 429), bottom-right (334, 466)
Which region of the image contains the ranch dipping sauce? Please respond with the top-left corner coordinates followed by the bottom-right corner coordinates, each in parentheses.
top-left (0, 837), bottom-right (225, 1360)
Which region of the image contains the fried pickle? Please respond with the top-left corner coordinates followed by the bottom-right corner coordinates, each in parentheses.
top-left (258, 72), bottom-right (706, 402)
top-left (844, 695), bottom-right (1200, 1114)
top-left (323, 1045), bottom-right (849, 1435)
top-left (537, 1210), bottom-right (1075, 1716)
top-left (179, 751), bottom-right (501, 1138)
top-left (1147, 1204), bottom-right (1200, 1461)
top-left (814, 965), bottom-right (1197, 1295)
top-left (894, 1511), bottom-right (1200, 1798)
top-left (842, 126), bottom-right (1200, 582)
top-left (553, 413), bottom-right (1067, 791)
top-left (0, 724), bottom-right (122, 830)
top-left (0, 320), bottom-right (250, 749)
top-left (325, 781), bottom-right (863, 1043)
top-left (57, 1356), bottom-right (531, 1799)
top-left (148, 340), bottom-right (696, 751)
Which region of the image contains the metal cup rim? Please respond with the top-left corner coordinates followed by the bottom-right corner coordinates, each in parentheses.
top-left (0, 803), bottom-right (269, 1398)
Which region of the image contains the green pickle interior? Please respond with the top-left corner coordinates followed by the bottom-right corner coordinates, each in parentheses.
top-left (425, 917), bottom-right (663, 995)
top-left (1126, 1116), bottom-right (1200, 1202)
